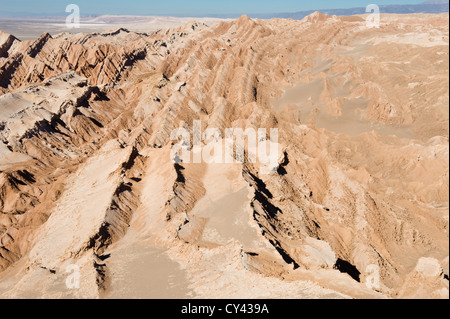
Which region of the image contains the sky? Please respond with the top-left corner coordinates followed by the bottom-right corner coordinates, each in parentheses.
top-left (0, 0), bottom-right (426, 17)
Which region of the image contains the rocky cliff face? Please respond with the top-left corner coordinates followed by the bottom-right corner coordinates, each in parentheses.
top-left (0, 13), bottom-right (448, 299)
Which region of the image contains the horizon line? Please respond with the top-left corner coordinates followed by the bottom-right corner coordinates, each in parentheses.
top-left (1, 1), bottom-right (448, 19)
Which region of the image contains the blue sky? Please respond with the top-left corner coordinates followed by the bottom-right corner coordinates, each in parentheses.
top-left (0, 0), bottom-right (425, 16)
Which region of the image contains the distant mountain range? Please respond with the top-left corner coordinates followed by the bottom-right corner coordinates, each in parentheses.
top-left (211, 1), bottom-right (449, 19)
top-left (421, 0), bottom-right (448, 4)
top-left (0, 1), bottom-right (448, 19)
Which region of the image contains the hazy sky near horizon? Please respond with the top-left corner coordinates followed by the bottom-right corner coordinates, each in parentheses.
top-left (0, 0), bottom-right (426, 16)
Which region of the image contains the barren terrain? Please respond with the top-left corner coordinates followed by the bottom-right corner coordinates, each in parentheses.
top-left (0, 12), bottom-right (448, 299)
